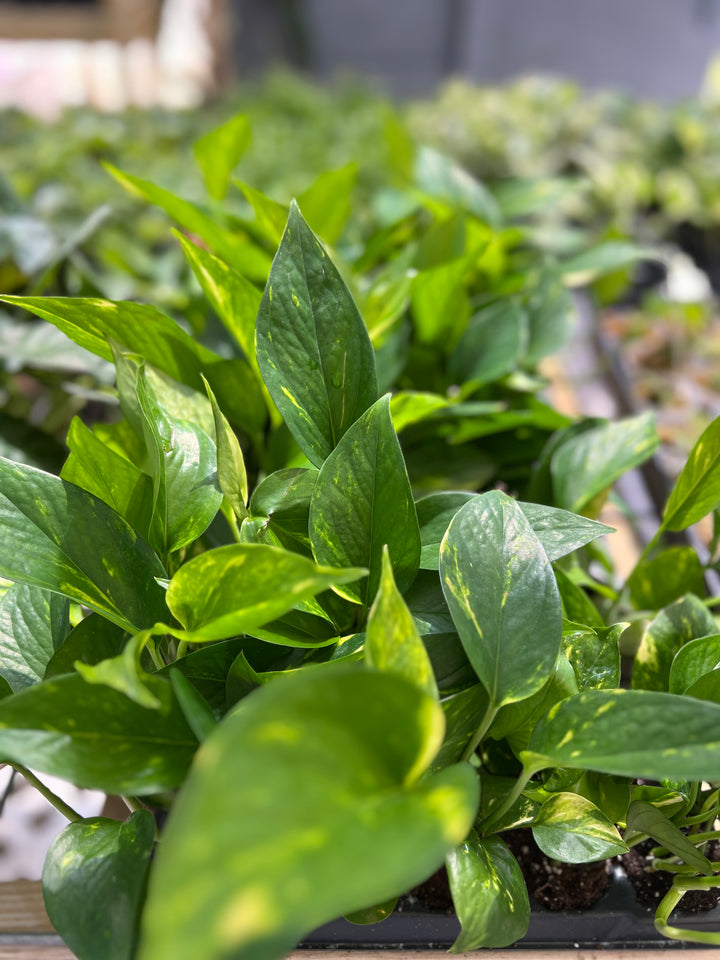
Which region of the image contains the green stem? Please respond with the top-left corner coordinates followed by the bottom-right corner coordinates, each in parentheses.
top-left (122, 796), bottom-right (146, 813)
top-left (13, 765), bottom-right (82, 822)
top-left (146, 640), bottom-right (165, 671)
top-left (460, 702), bottom-right (498, 763)
top-left (176, 639), bottom-right (189, 660)
top-left (227, 510), bottom-right (242, 544)
top-left (480, 764), bottom-right (537, 836)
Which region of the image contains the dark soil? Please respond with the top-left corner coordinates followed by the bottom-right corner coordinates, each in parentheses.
top-left (621, 838), bottom-right (720, 913)
top-left (505, 828), bottom-right (612, 911)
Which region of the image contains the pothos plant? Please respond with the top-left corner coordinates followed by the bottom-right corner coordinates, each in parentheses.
top-left (0, 181), bottom-right (718, 960)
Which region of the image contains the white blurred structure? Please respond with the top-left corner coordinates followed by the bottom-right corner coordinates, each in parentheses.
top-left (0, 0), bottom-right (216, 118)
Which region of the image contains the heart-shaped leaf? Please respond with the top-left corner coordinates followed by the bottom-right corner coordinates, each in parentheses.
top-left (633, 594), bottom-right (716, 691)
top-left (0, 583), bottom-right (69, 691)
top-left (532, 793), bottom-right (628, 863)
top-left (138, 667), bottom-right (479, 960)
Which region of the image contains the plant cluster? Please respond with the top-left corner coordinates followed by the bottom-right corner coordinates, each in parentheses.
top-left (0, 117), bottom-right (718, 960)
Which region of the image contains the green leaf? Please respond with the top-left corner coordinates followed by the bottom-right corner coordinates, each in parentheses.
top-left (628, 547), bottom-right (706, 611)
top-left (669, 634), bottom-right (720, 694)
top-left (410, 257), bottom-right (470, 347)
top-left (0, 673), bottom-right (196, 792)
top-left (256, 201), bottom-right (377, 466)
top-left (684, 670), bottom-right (720, 704)
top-left (170, 669), bottom-right (217, 742)
top-left (625, 800), bottom-right (712, 875)
top-left (532, 793), bottom-right (628, 863)
top-left (417, 492), bottom-right (474, 570)
top-left (663, 415), bottom-right (720, 532)
top-left (345, 897), bottom-right (398, 925)
top-left (297, 163), bottom-right (357, 243)
top-left (432, 685), bottom-right (489, 771)
top-left (249, 467), bottom-right (317, 551)
top-left (0, 457), bottom-right (167, 631)
top-left (555, 569), bottom-right (604, 629)
top-left (523, 271), bottom-right (575, 366)
top-left (551, 412), bottom-right (659, 514)
top-left (1, 294), bottom-right (266, 435)
top-left (562, 623), bottom-right (622, 692)
top-left (165, 543), bottom-right (365, 643)
top-left (389, 391), bottom-right (449, 433)
top-left (138, 668), bottom-right (479, 960)
top-left (45, 614), bottom-right (127, 679)
top-left (524, 688), bottom-right (720, 782)
top-left (137, 365), bottom-right (222, 555)
top-left (194, 113), bottom-right (251, 200)
top-left (0, 583), bottom-right (69, 691)
top-left (446, 832), bottom-right (529, 952)
top-left (633, 594), bottom-right (717, 691)
top-left (76, 630), bottom-right (159, 710)
top-left (415, 147), bottom-right (501, 228)
top-left (309, 395), bottom-right (420, 605)
top-left (448, 301), bottom-right (527, 384)
top-left (43, 811), bottom-right (156, 960)
top-left (202, 377), bottom-right (248, 521)
top-left (61, 417), bottom-right (153, 539)
top-left (560, 241), bottom-right (656, 286)
top-left (237, 181), bottom-right (288, 246)
top-left (105, 164), bottom-right (271, 282)
top-left (366, 547), bottom-right (438, 699)
top-left (440, 491), bottom-right (561, 708)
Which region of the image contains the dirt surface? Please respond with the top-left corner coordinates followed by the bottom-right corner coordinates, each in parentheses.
top-left (621, 838), bottom-right (720, 913)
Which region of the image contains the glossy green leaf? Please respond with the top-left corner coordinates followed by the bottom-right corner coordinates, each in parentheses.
top-left (237, 181), bottom-right (288, 245)
top-left (1, 294), bottom-right (265, 435)
top-left (45, 614), bottom-right (127, 679)
top-left (170, 669), bottom-right (217, 742)
top-left (555, 569), bottom-right (604, 629)
top-left (176, 232), bottom-right (262, 375)
top-left (578, 772), bottom-right (632, 824)
top-left (138, 668), bottom-right (479, 960)
top-left (309, 395), bottom-right (420, 605)
top-left (61, 417), bottom-right (153, 538)
top-left (0, 583), bottom-right (69, 691)
top-left (448, 301), bottom-right (526, 384)
top-left (0, 673), bottom-right (196, 792)
top-left (633, 594), bottom-right (716, 691)
top-left (446, 832), bottom-right (529, 952)
top-left (532, 793), bottom-right (628, 863)
top-left (249, 467), bottom-right (317, 550)
top-left (625, 800), bottom-right (712, 875)
top-left (106, 164), bottom-right (271, 281)
top-left (410, 257), bottom-right (470, 347)
top-left (0, 457), bottom-right (166, 631)
top-left (628, 547), bottom-right (706, 611)
top-left (366, 547), bottom-right (437, 699)
top-left (256, 202), bottom-right (377, 466)
top-left (345, 898), bottom-right (398, 925)
top-left (137, 366), bottom-right (222, 555)
top-left (415, 147), bottom-right (501, 228)
top-left (683, 670), bottom-right (720, 704)
top-left (562, 622), bottom-right (622, 691)
top-left (77, 630), bottom-right (159, 710)
top-left (524, 688), bottom-right (720, 782)
top-left (43, 811), bottom-right (156, 960)
top-left (669, 634), bottom-right (720, 694)
top-left (166, 543), bottom-right (365, 643)
top-left (297, 163), bottom-right (357, 243)
top-left (432, 685), bottom-right (490, 771)
top-left (440, 491), bottom-right (562, 707)
top-left (551, 412), bottom-right (659, 514)
top-left (194, 113), bottom-right (251, 200)
top-left (663, 415), bottom-right (720, 531)
top-left (203, 377), bottom-right (248, 521)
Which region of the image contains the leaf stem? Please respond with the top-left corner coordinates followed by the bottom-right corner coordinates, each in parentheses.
top-left (461, 702), bottom-right (498, 763)
top-left (122, 796), bottom-right (146, 813)
top-left (480, 764), bottom-right (537, 836)
top-left (13, 765), bottom-right (82, 823)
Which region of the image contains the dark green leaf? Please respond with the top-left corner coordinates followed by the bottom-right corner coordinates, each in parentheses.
top-left (446, 832), bottom-right (529, 951)
top-left (669, 634), bottom-right (720, 694)
top-left (45, 614), bottom-right (127, 679)
top-left (345, 897), bottom-right (397, 926)
top-left (555, 569), bottom-right (604, 629)
top-left (0, 457), bottom-right (167, 631)
top-left (165, 543), bottom-right (365, 642)
top-left (625, 800), bottom-right (712, 875)
top-left (440, 491), bottom-right (561, 707)
top-left (432, 685), bottom-right (489, 771)
top-left (170, 669), bottom-right (217, 742)
top-left (663, 415), bottom-right (720, 532)
top-left (448, 301), bottom-right (526, 384)
top-left (551, 413), bottom-right (659, 514)
top-left (524, 688), bottom-right (720, 782)
top-left (0, 673), bottom-right (197, 792)
top-left (366, 547), bottom-right (437, 699)
top-left (138, 668), bottom-right (479, 960)
top-left (562, 623), bottom-right (622, 691)
top-left (76, 630), bottom-right (159, 710)
top-left (532, 793), bottom-right (627, 863)
top-left (309, 395), bottom-right (420, 605)
top-left (0, 584), bottom-right (69, 691)
top-left (43, 811), bottom-right (156, 960)
top-left (628, 547), bottom-right (706, 611)
top-left (256, 201), bottom-right (377, 466)
top-left (194, 113), bottom-right (251, 200)
top-left (633, 594), bottom-right (717, 691)
top-left (203, 377), bottom-right (248, 521)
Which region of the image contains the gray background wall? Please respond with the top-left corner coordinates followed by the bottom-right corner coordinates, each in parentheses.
top-left (236, 0), bottom-right (720, 100)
